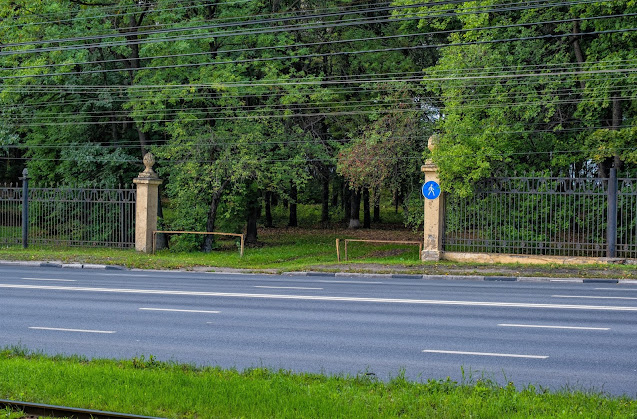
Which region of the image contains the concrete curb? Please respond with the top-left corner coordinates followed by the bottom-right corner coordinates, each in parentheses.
top-left (0, 260), bottom-right (125, 270)
top-left (283, 271), bottom-right (637, 283)
top-left (2, 262), bottom-right (637, 282)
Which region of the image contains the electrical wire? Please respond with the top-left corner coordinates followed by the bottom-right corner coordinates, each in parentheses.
top-left (2, 25), bottom-right (636, 81)
top-left (0, 0), bottom-right (617, 57)
top-left (2, 122), bottom-right (633, 151)
top-left (1, 11), bottom-right (633, 76)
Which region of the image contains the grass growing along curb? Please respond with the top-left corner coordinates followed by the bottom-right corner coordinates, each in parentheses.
top-left (1, 227), bottom-right (637, 279)
top-left (0, 348), bottom-right (635, 418)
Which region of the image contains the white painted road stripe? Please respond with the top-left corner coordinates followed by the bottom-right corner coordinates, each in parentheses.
top-left (98, 274), bottom-right (150, 277)
top-left (317, 280), bottom-right (383, 284)
top-left (29, 327), bottom-right (115, 334)
top-left (254, 286), bottom-right (324, 290)
top-left (139, 308), bottom-right (220, 314)
top-left (553, 295), bottom-right (637, 300)
top-left (595, 288), bottom-right (637, 292)
top-left (22, 277), bottom-right (76, 282)
top-left (423, 350), bottom-right (548, 359)
top-left (498, 324), bottom-right (610, 331)
top-left (3, 284), bottom-right (637, 311)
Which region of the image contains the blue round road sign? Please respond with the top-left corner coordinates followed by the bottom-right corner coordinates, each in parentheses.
top-left (422, 181), bottom-right (441, 200)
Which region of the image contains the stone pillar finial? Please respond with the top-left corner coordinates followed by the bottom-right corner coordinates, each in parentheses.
top-left (426, 134), bottom-right (440, 164)
top-left (138, 152), bottom-right (158, 179)
top-left (427, 134), bottom-right (439, 153)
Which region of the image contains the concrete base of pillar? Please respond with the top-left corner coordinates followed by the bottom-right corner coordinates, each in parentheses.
top-left (421, 250), bottom-right (441, 261)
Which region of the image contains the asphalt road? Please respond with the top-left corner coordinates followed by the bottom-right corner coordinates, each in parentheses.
top-left (1, 266), bottom-right (636, 397)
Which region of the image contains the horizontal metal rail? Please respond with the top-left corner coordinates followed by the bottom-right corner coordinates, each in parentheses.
top-left (0, 398), bottom-right (165, 419)
top-left (152, 230), bottom-right (245, 256)
top-left (336, 238), bottom-right (422, 261)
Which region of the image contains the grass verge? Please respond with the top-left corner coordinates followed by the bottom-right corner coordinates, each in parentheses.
top-left (1, 227), bottom-right (637, 278)
top-left (0, 348), bottom-right (635, 418)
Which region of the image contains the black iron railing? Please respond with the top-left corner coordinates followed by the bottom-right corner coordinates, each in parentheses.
top-left (0, 171), bottom-right (136, 248)
top-left (444, 170), bottom-right (637, 258)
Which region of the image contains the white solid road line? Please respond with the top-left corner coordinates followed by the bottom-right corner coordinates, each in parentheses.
top-left (29, 327), bottom-right (115, 334)
top-left (317, 280), bottom-right (383, 284)
top-left (423, 350), bottom-right (548, 359)
top-left (254, 286), bottom-right (324, 290)
top-left (552, 295), bottom-right (637, 300)
top-left (498, 323), bottom-right (610, 330)
top-left (4, 283), bottom-right (637, 311)
top-left (595, 288), bottom-right (637, 291)
top-left (22, 277), bottom-right (76, 282)
top-left (98, 273), bottom-right (150, 277)
top-left (139, 308), bottom-right (220, 314)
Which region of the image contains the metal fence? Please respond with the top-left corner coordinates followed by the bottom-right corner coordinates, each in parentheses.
top-left (0, 176), bottom-right (136, 248)
top-left (0, 183), bottom-right (22, 246)
top-left (444, 170), bottom-right (637, 259)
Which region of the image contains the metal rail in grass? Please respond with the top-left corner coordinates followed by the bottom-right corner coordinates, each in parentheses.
top-left (152, 230), bottom-right (245, 257)
top-left (336, 238), bottom-right (423, 262)
top-left (0, 398), bottom-right (163, 419)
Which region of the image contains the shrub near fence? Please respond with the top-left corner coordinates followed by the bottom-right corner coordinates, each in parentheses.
top-left (444, 173), bottom-right (637, 259)
top-left (0, 182), bottom-right (136, 248)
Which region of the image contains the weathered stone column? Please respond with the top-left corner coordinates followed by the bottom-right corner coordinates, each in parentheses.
top-left (422, 135), bottom-right (444, 261)
top-left (133, 153), bottom-right (163, 253)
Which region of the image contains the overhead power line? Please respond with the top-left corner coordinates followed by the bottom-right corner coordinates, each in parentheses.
top-left (1, 11), bottom-right (633, 76)
top-left (1, 25), bottom-right (635, 81)
top-left (0, 0), bottom-right (613, 57)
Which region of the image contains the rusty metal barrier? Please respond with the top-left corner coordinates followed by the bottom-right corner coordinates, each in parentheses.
top-left (0, 398), bottom-right (164, 419)
top-left (336, 238), bottom-right (422, 262)
top-left (153, 230), bottom-right (245, 256)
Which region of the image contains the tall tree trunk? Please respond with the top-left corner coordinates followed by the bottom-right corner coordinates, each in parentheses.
top-left (612, 94), bottom-right (622, 170)
top-left (349, 188), bottom-right (361, 229)
top-left (136, 128), bottom-right (148, 158)
top-left (321, 172), bottom-right (330, 225)
top-left (288, 183), bottom-right (298, 227)
top-left (331, 177), bottom-right (339, 207)
top-left (342, 182), bottom-right (350, 221)
top-left (394, 190), bottom-right (399, 214)
top-left (571, 20), bottom-right (587, 90)
top-left (202, 181), bottom-right (229, 252)
top-left (363, 187), bottom-right (371, 228)
top-left (264, 191), bottom-right (273, 228)
top-left (373, 188), bottom-right (381, 223)
top-left (245, 195), bottom-right (260, 245)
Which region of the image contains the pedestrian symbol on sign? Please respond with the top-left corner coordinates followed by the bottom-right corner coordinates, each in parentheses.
top-left (422, 181), bottom-right (441, 200)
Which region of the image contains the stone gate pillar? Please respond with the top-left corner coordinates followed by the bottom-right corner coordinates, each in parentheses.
top-left (133, 153), bottom-right (163, 253)
top-left (422, 135), bottom-right (444, 261)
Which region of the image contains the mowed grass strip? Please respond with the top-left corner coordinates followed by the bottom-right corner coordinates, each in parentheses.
top-left (0, 349), bottom-right (635, 418)
top-left (3, 228), bottom-right (637, 279)
top-left (0, 228), bottom-right (418, 269)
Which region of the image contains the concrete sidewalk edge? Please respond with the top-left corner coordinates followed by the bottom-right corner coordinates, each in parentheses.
top-left (2, 260), bottom-right (637, 283)
top-left (0, 260), bottom-right (125, 270)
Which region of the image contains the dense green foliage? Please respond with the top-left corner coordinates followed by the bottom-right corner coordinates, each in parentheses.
top-left (394, 0), bottom-right (637, 194)
top-left (0, 0), bottom-right (635, 234)
top-left (1, 348), bottom-right (636, 418)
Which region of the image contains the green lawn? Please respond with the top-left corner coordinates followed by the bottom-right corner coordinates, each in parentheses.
top-left (0, 227), bottom-right (427, 271)
top-left (2, 226), bottom-right (637, 278)
top-left (1, 348), bottom-right (635, 418)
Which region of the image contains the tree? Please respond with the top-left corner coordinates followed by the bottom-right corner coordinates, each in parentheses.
top-left (394, 0), bottom-right (637, 193)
